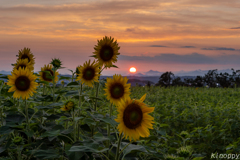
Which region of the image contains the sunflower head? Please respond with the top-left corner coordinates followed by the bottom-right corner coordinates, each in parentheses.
top-left (164, 154), bottom-right (178, 160)
top-left (12, 136), bottom-right (24, 145)
top-left (7, 68), bottom-right (38, 100)
top-left (50, 58), bottom-right (62, 69)
top-left (4, 82), bottom-right (7, 85)
top-left (17, 47), bottom-right (35, 65)
top-left (179, 131), bottom-right (189, 138)
top-left (115, 94), bottom-right (154, 141)
top-left (39, 64), bottom-right (59, 83)
top-left (177, 146), bottom-right (193, 158)
top-left (92, 36), bottom-right (120, 68)
top-left (76, 60), bottom-right (100, 87)
top-left (13, 59), bottom-right (34, 71)
top-left (61, 80), bottom-right (65, 85)
top-left (104, 74), bottom-right (131, 105)
top-left (61, 100), bottom-right (75, 111)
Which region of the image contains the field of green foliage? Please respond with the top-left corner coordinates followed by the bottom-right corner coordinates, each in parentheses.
top-left (1, 80), bottom-right (240, 159)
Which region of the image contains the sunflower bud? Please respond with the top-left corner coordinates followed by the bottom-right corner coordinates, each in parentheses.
top-left (177, 146), bottom-right (193, 158)
top-left (12, 136), bottom-right (23, 145)
top-left (179, 131), bottom-right (189, 138)
top-left (163, 154), bottom-right (178, 160)
top-left (50, 58), bottom-right (62, 69)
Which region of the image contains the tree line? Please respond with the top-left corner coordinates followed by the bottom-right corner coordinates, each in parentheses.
top-left (155, 68), bottom-right (240, 88)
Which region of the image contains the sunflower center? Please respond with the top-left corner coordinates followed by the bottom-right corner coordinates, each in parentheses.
top-left (100, 45), bottom-right (114, 61)
top-left (17, 65), bottom-right (26, 70)
top-left (42, 69), bottom-right (54, 81)
top-left (123, 103), bottom-right (143, 129)
top-left (20, 54), bottom-right (30, 62)
top-left (15, 76), bottom-right (30, 91)
top-left (83, 68), bottom-right (95, 80)
top-left (110, 83), bottom-right (124, 99)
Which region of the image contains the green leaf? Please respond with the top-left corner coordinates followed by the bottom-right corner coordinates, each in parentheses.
top-left (65, 144), bottom-right (84, 160)
top-left (0, 126), bottom-right (13, 134)
top-left (5, 114), bottom-right (25, 124)
top-left (0, 75), bottom-right (8, 79)
top-left (192, 157), bottom-right (205, 160)
top-left (40, 130), bottom-right (61, 138)
top-left (31, 149), bottom-right (59, 159)
top-left (59, 76), bottom-right (71, 80)
top-left (99, 117), bottom-right (118, 127)
top-left (67, 82), bottom-right (79, 86)
top-left (122, 143), bottom-right (147, 158)
top-left (69, 145), bottom-right (108, 153)
top-left (111, 64), bottom-right (118, 68)
top-left (65, 91), bottom-right (79, 97)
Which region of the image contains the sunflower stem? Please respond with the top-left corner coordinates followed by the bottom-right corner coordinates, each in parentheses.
top-left (94, 82), bottom-right (100, 111)
top-left (115, 133), bottom-right (123, 160)
top-left (78, 83), bottom-right (82, 140)
top-left (25, 99), bottom-right (30, 143)
top-left (92, 82), bottom-right (100, 137)
top-left (53, 68), bottom-right (56, 114)
top-left (72, 107), bottom-right (76, 142)
top-left (107, 103), bottom-right (113, 157)
top-left (0, 108), bottom-right (3, 126)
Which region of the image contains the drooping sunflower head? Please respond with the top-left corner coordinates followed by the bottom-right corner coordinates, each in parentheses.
top-left (92, 36), bottom-right (120, 68)
top-left (17, 47), bottom-right (35, 66)
top-left (7, 68), bottom-right (38, 100)
top-left (104, 74), bottom-right (131, 105)
top-left (61, 100), bottom-right (75, 111)
top-left (39, 64), bottom-right (59, 83)
top-left (50, 58), bottom-right (62, 69)
top-left (13, 59), bottom-right (34, 71)
top-left (76, 60), bottom-right (100, 87)
top-left (115, 94), bottom-right (154, 141)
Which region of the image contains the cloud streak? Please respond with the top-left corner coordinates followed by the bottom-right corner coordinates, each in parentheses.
top-left (201, 47), bottom-right (236, 51)
top-left (118, 53), bottom-right (240, 65)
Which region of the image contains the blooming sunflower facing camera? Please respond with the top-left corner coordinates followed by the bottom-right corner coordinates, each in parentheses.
top-left (39, 64), bottom-right (59, 83)
top-left (7, 68), bottom-right (38, 100)
top-left (61, 100), bottom-right (75, 111)
top-left (104, 74), bottom-right (131, 105)
top-left (76, 60), bottom-right (100, 87)
top-left (115, 94), bottom-right (154, 141)
top-left (17, 47), bottom-right (35, 66)
top-left (13, 59), bottom-right (34, 71)
top-left (93, 36), bottom-right (120, 68)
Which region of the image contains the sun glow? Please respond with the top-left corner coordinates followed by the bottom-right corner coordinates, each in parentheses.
top-left (129, 67), bottom-right (136, 73)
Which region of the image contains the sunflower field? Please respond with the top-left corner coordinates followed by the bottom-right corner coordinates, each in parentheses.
top-left (0, 36), bottom-right (240, 160)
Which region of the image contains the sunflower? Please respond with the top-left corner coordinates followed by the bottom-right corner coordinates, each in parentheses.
top-left (39, 64), bottom-right (59, 83)
top-left (13, 59), bottom-right (34, 71)
top-left (61, 100), bottom-right (75, 111)
top-left (115, 94), bottom-right (154, 141)
top-left (93, 36), bottom-right (120, 68)
top-left (7, 68), bottom-right (38, 100)
top-left (76, 60), bottom-right (100, 87)
top-left (50, 58), bottom-right (62, 69)
top-left (17, 47), bottom-right (35, 66)
top-left (104, 74), bottom-right (131, 105)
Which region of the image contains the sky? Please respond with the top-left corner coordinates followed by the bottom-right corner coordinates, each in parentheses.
top-left (0, 0), bottom-right (240, 76)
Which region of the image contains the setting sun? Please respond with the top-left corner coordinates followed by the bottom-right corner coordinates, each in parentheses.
top-left (129, 67), bottom-right (137, 73)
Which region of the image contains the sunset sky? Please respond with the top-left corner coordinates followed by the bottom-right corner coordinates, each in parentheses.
top-left (0, 0), bottom-right (240, 75)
